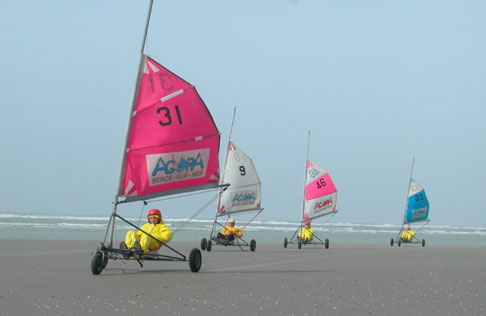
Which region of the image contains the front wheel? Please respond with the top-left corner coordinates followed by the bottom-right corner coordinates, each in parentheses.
top-left (206, 240), bottom-right (212, 252)
top-left (298, 237), bottom-right (302, 249)
top-left (283, 238), bottom-right (288, 248)
top-left (91, 251), bottom-right (105, 275)
top-left (189, 248), bottom-right (202, 272)
top-left (200, 238), bottom-right (207, 250)
top-left (398, 239), bottom-right (402, 247)
top-left (325, 238), bottom-right (329, 249)
top-left (250, 239), bottom-right (256, 252)
top-left (422, 239), bottom-right (426, 247)
top-left (102, 255), bottom-right (109, 269)
top-left (390, 238), bottom-right (394, 246)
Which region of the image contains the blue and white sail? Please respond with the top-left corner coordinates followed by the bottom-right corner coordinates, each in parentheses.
top-left (217, 142), bottom-right (262, 215)
top-left (404, 179), bottom-right (429, 224)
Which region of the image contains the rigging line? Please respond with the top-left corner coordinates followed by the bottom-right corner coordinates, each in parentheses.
top-left (137, 201), bottom-right (148, 227)
top-left (171, 192), bottom-right (219, 236)
top-left (235, 237), bottom-right (247, 251)
top-left (145, 187), bottom-right (221, 203)
top-left (241, 209), bottom-right (263, 231)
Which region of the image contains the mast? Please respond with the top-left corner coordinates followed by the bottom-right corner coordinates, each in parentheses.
top-left (301, 131), bottom-right (311, 222)
top-left (210, 107), bottom-right (236, 236)
top-left (114, 0), bottom-right (154, 199)
top-left (108, 0), bottom-right (154, 247)
top-left (216, 107), bottom-right (236, 210)
top-left (222, 107), bottom-right (237, 185)
top-left (402, 157), bottom-right (415, 224)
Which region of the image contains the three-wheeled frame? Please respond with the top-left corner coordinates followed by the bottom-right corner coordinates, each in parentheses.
top-left (90, 0), bottom-right (218, 275)
top-left (283, 132), bottom-right (338, 250)
top-left (390, 157), bottom-right (430, 248)
top-left (283, 220), bottom-right (330, 250)
top-left (91, 211), bottom-right (202, 275)
top-left (200, 211), bottom-right (261, 252)
top-left (389, 220), bottom-right (429, 248)
top-left (199, 108), bottom-right (262, 253)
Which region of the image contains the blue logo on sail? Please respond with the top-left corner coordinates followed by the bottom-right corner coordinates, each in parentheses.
top-left (146, 149), bottom-right (210, 186)
top-left (232, 191), bottom-right (256, 206)
top-left (405, 190), bottom-right (429, 223)
top-left (152, 153), bottom-right (204, 176)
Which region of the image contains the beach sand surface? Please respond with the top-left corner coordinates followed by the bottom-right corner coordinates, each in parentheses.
top-left (0, 240), bottom-right (485, 316)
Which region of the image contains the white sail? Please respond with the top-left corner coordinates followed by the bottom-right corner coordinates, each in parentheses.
top-left (217, 142), bottom-right (262, 215)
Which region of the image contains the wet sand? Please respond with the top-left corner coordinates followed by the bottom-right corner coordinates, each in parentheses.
top-left (0, 240), bottom-right (485, 316)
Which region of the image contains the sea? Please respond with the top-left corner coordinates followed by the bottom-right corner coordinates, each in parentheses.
top-left (1, 211), bottom-right (485, 247)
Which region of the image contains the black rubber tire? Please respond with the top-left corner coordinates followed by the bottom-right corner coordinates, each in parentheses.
top-left (102, 255), bottom-right (109, 269)
top-left (398, 240), bottom-right (402, 247)
top-left (206, 240), bottom-right (212, 252)
top-left (91, 252), bottom-right (104, 275)
top-left (283, 238), bottom-right (288, 248)
top-left (189, 248), bottom-right (202, 272)
top-left (325, 238), bottom-right (329, 249)
top-left (200, 238), bottom-right (207, 250)
top-left (250, 239), bottom-right (256, 252)
top-left (422, 239), bottom-right (426, 247)
top-left (298, 238), bottom-right (302, 249)
top-left (390, 238), bottom-right (394, 246)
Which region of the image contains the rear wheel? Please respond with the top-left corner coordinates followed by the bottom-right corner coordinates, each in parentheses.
top-left (390, 238), bottom-right (394, 246)
top-left (398, 240), bottom-right (402, 247)
top-left (91, 251), bottom-right (105, 275)
top-left (283, 238), bottom-right (288, 248)
top-left (206, 240), bottom-right (212, 252)
top-left (189, 248), bottom-right (202, 272)
top-left (200, 238), bottom-right (207, 250)
top-left (422, 239), bottom-right (426, 247)
top-left (325, 238), bottom-right (329, 249)
top-left (250, 239), bottom-right (256, 252)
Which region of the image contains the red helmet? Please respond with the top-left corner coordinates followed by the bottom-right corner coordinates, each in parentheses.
top-left (305, 221), bottom-right (310, 226)
top-left (147, 209), bottom-right (162, 222)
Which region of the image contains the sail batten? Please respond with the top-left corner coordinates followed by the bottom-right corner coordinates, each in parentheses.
top-left (125, 133), bottom-right (220, 152)
top-left (161, 89), bottom-right (184, 102)
top-left (117, 55), bottom-right (221, 201)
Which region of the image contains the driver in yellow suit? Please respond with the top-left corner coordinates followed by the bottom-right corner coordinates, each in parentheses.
top-left (299, 220), bottom-right (314, 244)
top-left (217, 218), bottom-right (243, 244)
top-left (121, 209), bottom-right (172, 257)
top-left (401, 225), bottom-right (415, 242)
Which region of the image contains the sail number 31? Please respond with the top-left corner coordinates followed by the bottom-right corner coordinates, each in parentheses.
top-left (157, 106), bottom-right (183, 126)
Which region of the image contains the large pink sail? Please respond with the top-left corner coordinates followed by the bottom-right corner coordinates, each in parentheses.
top-left (303, 161), bottom-right (337, 220)
top-left (119, 56), bottom-right (220, 201)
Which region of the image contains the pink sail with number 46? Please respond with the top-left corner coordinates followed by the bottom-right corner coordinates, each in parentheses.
top-left (303, 161), bottom-right (337, 220)
top-left (118, 56), bottom-right (221, 202)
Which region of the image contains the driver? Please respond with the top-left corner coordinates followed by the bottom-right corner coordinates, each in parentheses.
top-left (299, 220), bottom-right (314, 244)
top-left (120, 209), bottom-right (172, 257)
top-left (401, 225), bottom-right (415, 242)
top-left (217, 218), bottom-right (243, 244)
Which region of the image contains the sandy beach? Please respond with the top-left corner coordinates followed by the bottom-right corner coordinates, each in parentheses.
top-left (1, 240), bottom-right (485, 316)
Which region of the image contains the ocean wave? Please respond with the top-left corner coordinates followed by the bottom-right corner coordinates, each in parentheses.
top-left (0, 213), bottom-right (109, 221)
top-left (2, 213), bottom-right (486, 238)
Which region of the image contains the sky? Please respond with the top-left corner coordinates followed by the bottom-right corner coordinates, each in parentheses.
top-left (1, 0), bottom-right (485, 226)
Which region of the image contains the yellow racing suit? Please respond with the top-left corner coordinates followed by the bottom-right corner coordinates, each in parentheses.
top-left (299, 227), bottom-right (314, 242)
top-left (221, 225), bottom-right (243, 238)
top-left (401, 230), bottom-right (415, 242)
top-left (125, 220), bottom-right (172, 253)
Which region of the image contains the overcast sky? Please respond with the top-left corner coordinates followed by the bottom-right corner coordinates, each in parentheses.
top-left (1, 0), bottom-right (485, 226)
